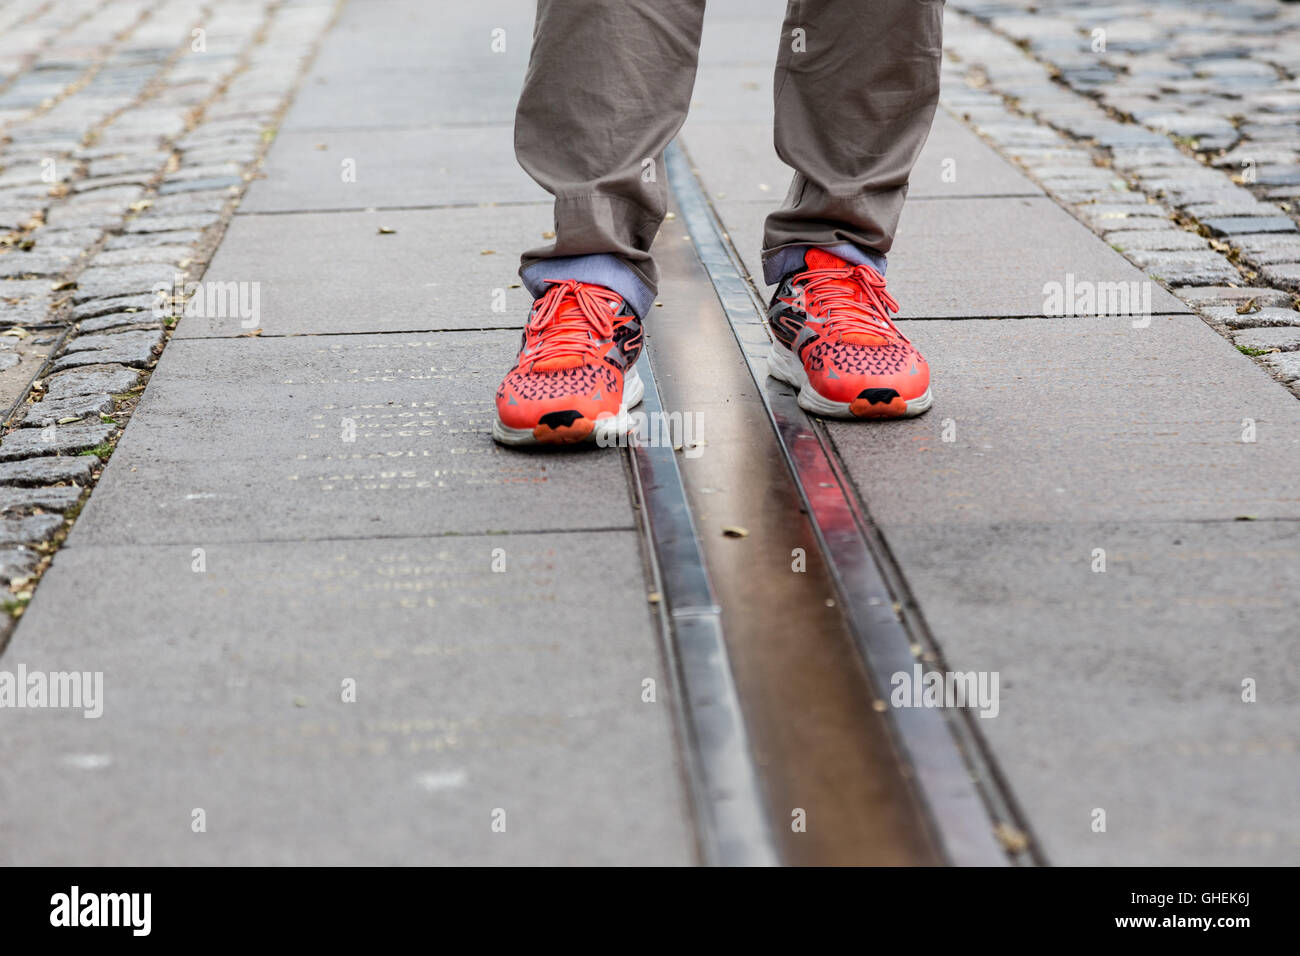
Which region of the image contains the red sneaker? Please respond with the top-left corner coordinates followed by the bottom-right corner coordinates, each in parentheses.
top-left (493, 279), bottom-right (644, 445)
top-left (766, 249), bottom-right (932, 418)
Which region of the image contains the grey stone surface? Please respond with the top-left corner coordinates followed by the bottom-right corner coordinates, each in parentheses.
top-left (1124, 250), bottom-right (1242, 286)
top-left (0, 534), bottom-right (693, 865)
top-left (239, 127), bottom-right (548, 214)
top-left (0, 456), bottom-right (98, 487)
top-left (719, 195), bottom-right (1187, 317)
top-left (0, 485), bottom-right (84, 512)
top-left (72, 265), bottom-right (180, 304)
top-left (1263, 351), bottom-right (1300, 383)
top-left (79, 311), bottom-right (165, 334)
top-left (1203, 216), bottom-right (1299, 237)
top-left (177, 207), bottom-right (547, 338)
top-left (88, 246), bottom-right (196, 268)
top-left (44, 366), bottom-right (142, 400)
top-left (809, 313), bottom-right (1300, 864)
top-left (124, 212), bottom-right (221, 233)
top-left (156, 176), bottom-right (242, 195)
top-left (51, 338), bottom-right (157, 371)
top-left (1235, 326), bottom-right (1300, 351)
top-left (1180, 286), bottom-right (1295, 310)
top-left (1261, 262), bottom-right (1300, 288)
top-left (104, 231), bottom-right (204, 251)
top-left (66, 332), bottom-right (636, 546)
top-left (0, 513), bottom-right (63, 545)
top-left (72, 293), bottom-right (163, 320)
top-left (826, 315), bottom-right (1300, 524)
top-left (879, 518), bottom-right (1300, 866)
top-left (1106, 229), bottom-right (1209, 252)
top-left (0, 545), bottom-right (39, 582)
top-left (1214, 306), bottom-right (1300, 330)
top-left (15, 393), bottom-right (114, 427)
top-left (0, 421), bottom-right (116, 461)
top-left (63, 328), bottom-right (163, 355)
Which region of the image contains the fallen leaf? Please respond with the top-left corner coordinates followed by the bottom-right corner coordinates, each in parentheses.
top-left (1235, 298), bottom-right (1257, 315)
top-left (647, 592), bottom-right (661, 604)
top-left (541, 230), bottom-right (555, 239)
top-left (721, 525), bottom-right (748, 538)
top-left (50, 280), bottom-right (77, 291)
top-left (377, 226), bottom-right (396, 235)
top-left (480, 249), bottom-right (495, 255)
top-left (995, 823), bottom-right (1029, 853)
top-left (237, 328), bottom-right (263, 337)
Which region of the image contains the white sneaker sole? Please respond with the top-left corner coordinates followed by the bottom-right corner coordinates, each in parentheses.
top-left (766, 342), bottom-right (932, 419)
top-left (492, 365), bottom-right (646, 446)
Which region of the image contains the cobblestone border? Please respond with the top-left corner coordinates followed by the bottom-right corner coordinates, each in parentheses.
top-left (940, 4), bottom-right (1300, 398)
top-left (0, 0), bottom-right (340, 638)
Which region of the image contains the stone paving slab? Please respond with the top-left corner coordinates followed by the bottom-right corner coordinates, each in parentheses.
top-left (278, 0), bottom-right (533, 132)
top-left (716, 195), bottom-right (1187, 316)
top-left (177, 206), bottom-right (548, 338)
top-left (238, 126), bottom-right (548, 213)
top-left (822, 317), bottom-right (1300, 864)
top-left (0, 533), bottom-right (692, 865)
top-left (682, 108), bottom-right (1044, 204)
top-left (66, 332), bottom-right (634, 546)
top-left (887, 518), bottom-right (1300, 866)
top-left (828, 317), bottom-right (1300, 524)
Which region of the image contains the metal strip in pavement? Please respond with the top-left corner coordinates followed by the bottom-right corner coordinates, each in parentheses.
top-left (665, 139), bottom-right (1020, 867)
top-left (627, 350), bottom-right (779, 867)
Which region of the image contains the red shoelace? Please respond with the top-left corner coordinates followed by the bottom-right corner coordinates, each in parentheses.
top-left (792, 262), bottom-right (906, 344)
top-left (525, 279), bottom-right (622, 369)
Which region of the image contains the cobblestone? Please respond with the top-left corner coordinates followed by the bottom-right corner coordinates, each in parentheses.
top-left (51, 337), bottom-right (158, 370)
top-left (1180, 287), bottom-right (1296, 310)
top-left (71, 264), bottom-right (184, 303)
top-left (1261, 262), bottom-right (1300, 287)
top-left (1233, 326), bottom-right (1300, 351)
top-left (1202, 216), bottom-right (1298, 237)
top-left (78, 311), bottom-right (164, 333)
top-left (1263, 351), bottom-right (1300, 383)
top-left (0, 421), bottom-right (117, 461)
top-left (0, 456), bottom-right (98, 487)
top-left (0, 514), bottom-right (63, 546)
top-left (1123, 250), bottom-right (1241, 286)
top-left (1106, 230), bottom-right (1209, 252)
top-left (14, 393), bottom-right (114, 428)
top-left (63, 327), bottom-right (163, 355)
top-left (1208, 306), bottom-right (1300, 330)
top-left (0, 486), bottom-right (84, 514)
top-left (0, 547), bottom-right (40, 584)
top-left (43, 365), bottom-right (143, 399)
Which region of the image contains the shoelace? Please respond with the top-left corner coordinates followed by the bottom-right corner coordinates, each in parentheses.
top-left (525, 279), bottom-right (621, 367)
top-left (792, 262), bottom-right (907, 343)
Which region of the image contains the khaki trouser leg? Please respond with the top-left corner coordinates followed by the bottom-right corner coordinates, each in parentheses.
top-left (514, 0), bottom-right (708, 316)
top-left (762, 0), bottom-right (945, 284)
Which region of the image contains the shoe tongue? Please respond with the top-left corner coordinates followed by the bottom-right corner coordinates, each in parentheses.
top-left (840, 330), bottom-right (889, 346)
top-left (533, 355), bottom-right (583, 371)
top-left (803, 247), bottom-right (851, 272)
top-left (800, 251), bottom-right (890, 345)
top-left (530, 284), bottom-right (614, 371)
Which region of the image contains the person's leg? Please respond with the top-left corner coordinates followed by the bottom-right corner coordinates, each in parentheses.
top-left (514, 0), bottom-right (707, 319)
top-left (762, 0), bottom-right (944, 284)
top-left (761, 0), bottom-right (944, 420)
top-left (496, 0), bottom-right (706, 446)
